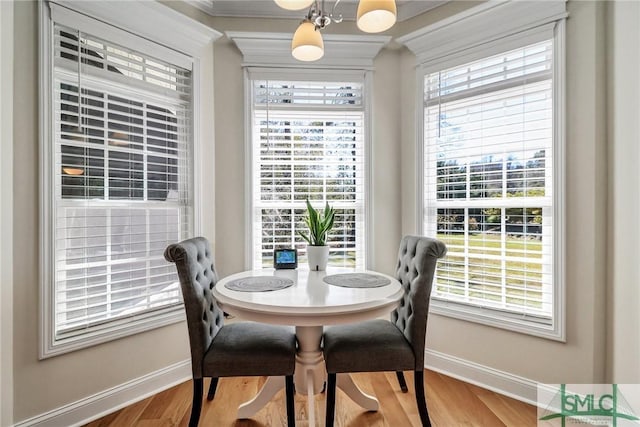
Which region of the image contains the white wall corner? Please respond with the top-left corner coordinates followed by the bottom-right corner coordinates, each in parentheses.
top-left (425, 349), bottom-right (540, 405)
top-left (13, 360), bottom-right (191, 427)
top-left (0, 1), bottom-right (15, 425)
top-left (49, 0), bottom-right (222, 55)
top-left (396, 0), bottom-right (568, 64)
top-left (226, 31), bottom-right (391, 69)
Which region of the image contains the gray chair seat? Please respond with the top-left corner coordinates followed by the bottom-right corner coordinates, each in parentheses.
top-left (323, 319), bottom-right (414, 373)
top-left (322, 235), bottom-right (447, 427)
top-left (204, 322), bottom-right (296, 378)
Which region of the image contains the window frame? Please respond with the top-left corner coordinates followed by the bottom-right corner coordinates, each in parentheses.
top-left (243, 68), bottom-right (373, 270)
top-left (38, 1), bottom-right (217, 358)
top-left (416, 22), bottom-right (566, 341)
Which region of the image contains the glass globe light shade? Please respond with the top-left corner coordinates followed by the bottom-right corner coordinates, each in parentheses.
top-left (274, 0), bottom-right (315, 11)
top-left (356, 0), bottom-right (397, 33)
top-left (291, 21), bottom-right (324, 62)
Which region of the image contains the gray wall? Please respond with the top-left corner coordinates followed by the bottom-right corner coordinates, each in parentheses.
top-left (1, 1), bottom-right (15, 425)
top-left (606, 0), bottom-right (640, 382)
top-left (3, 0), bottom-right (640, 424)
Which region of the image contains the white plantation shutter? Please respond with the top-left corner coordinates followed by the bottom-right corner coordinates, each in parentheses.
top-left (424, 39), bottom-right (554, 322)
top-left (52, 24), bottom-right (192, 336)
top-left (251, 79), bottom-right (365, 269)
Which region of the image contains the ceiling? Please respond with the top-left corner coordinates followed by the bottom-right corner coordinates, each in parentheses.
top-left (187, 0), bottom-right (448, 22)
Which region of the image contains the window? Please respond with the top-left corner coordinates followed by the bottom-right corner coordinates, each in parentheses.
top-left (42, 16), bottom-right (195, 355)
top-left (422, 34), bottom-right (564, 338)
top-left (250, 78), bottom-right (366, 269)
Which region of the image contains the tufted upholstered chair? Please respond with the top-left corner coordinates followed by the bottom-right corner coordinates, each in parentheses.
top-left (164, 237), bottom-right (297, 427)
top-left (322, 235), bottom-right (446, 427)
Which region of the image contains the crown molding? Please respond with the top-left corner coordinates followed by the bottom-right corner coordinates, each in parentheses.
top-left (397, 0), bottom-right (567, 64)
top-left (226, 31), bottom-right (391, 69)
top-left (49, 0), bottom-right (222, 55)
top-left (202, 0), bottom-right (313, 19)
top-left (185, 0), bottom-right (217, 16)
top-left (397, 0), bottom-right (448, 21)
top-left (194, 0), bottom-right (447, 22)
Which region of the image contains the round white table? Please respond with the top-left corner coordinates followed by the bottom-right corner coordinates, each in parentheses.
top-left (213, 268), bottom-right (403, 426)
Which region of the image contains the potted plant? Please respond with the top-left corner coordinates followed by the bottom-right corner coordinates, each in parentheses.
top-left (298, 199), bottom-right (335, 271)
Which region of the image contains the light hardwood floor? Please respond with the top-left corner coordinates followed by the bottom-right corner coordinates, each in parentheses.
top-left (84, 370), bottom-right (537, 427)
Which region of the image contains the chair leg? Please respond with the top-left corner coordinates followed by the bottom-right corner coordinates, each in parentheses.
top-left (189, 378), bottom-right (204, 427)
top-left (414, 370), bottom-right (431, 427)
top-left (325, 373), bottom-right (337, 427)
top-left (207, 377), bottom-right (219, 401)
top-left (396, 371), bottom-right (409, 393)
top-left (285, 375), bottom-right (296, 427)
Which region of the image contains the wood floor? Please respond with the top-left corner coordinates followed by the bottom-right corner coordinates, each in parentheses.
top-left (84, 370), bottom-right (537, 427)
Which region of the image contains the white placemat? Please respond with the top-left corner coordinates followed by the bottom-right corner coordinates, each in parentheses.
top-left (224, 276), bottom-right (294, 292)
top-left (323, 273), bottom-right (391, 288)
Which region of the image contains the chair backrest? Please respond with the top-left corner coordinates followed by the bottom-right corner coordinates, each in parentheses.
top-left (164, 237), bottom-right (224, 378)
top-left (391, 235), bottom-right (447, 370)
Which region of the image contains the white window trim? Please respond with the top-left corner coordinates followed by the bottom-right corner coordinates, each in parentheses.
top-left (227, 32), bottom-right (388, 270)
top-left (400, 0), bottom-right (567, 341)
top-left (226, 31), bottom-right (390, 70)
top-left (242, 68), bottom-right (374, 270)
top-left (39, 1), bottom-right (220, 358)
top-left (50, 0), bottom-right (219, 58)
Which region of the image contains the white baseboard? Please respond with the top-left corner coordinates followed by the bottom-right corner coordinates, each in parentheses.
top-left (14, 360), bottom-right (191, 427)
top-left (424, 349), bottom-right (539, 406)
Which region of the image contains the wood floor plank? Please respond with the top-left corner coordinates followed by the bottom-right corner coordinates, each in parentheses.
top-left (159, 380), bottom-right (192, 426)
top-left (369, 372), bottom-right (415, 426)
top-left (201, 377), bottom-right (263, 426)
top-left (390, 371), bottom-right (422, 424)
top-left (84, 370), bottom-right (537, 427)
top-left (83, 409), bottom-right (120, 427)
top-left (434, 372), bottom-right (507, 426)
top-left (137, 385), bottom-right (180, 422)
top-left (133, 420), bottom-right (174, 427)
top-left (422, 370), bottom-right (471, 426)
top-left (475, 387), bottom-right (537, 426)
top-left (466, 378), bottom-right (537, 425)
top-left (103, 395), bottom-right (153, 427)
top-left (339, 373), bottom-right (386, 427)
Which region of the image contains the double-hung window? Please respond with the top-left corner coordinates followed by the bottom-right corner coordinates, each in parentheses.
top-left (249, 76), bottom-right (367, 269)
top-left (421, 26), bottom-right (565, 339)
top-left (42, 5), bottom-right (196, 356)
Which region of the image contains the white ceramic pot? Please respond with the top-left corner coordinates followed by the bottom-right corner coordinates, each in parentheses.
top-left (306, 245), bottom-right (329, 271)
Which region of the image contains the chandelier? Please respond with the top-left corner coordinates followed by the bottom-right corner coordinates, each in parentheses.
top-left (274, 0), bottom-right (397, 62)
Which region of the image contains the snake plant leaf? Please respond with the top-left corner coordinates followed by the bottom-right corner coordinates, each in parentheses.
top-left (301, 198), bottom-right (335, 246)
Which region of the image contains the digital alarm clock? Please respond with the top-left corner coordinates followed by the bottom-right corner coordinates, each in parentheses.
top-left (274, 248), bottom-right (298, 270)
